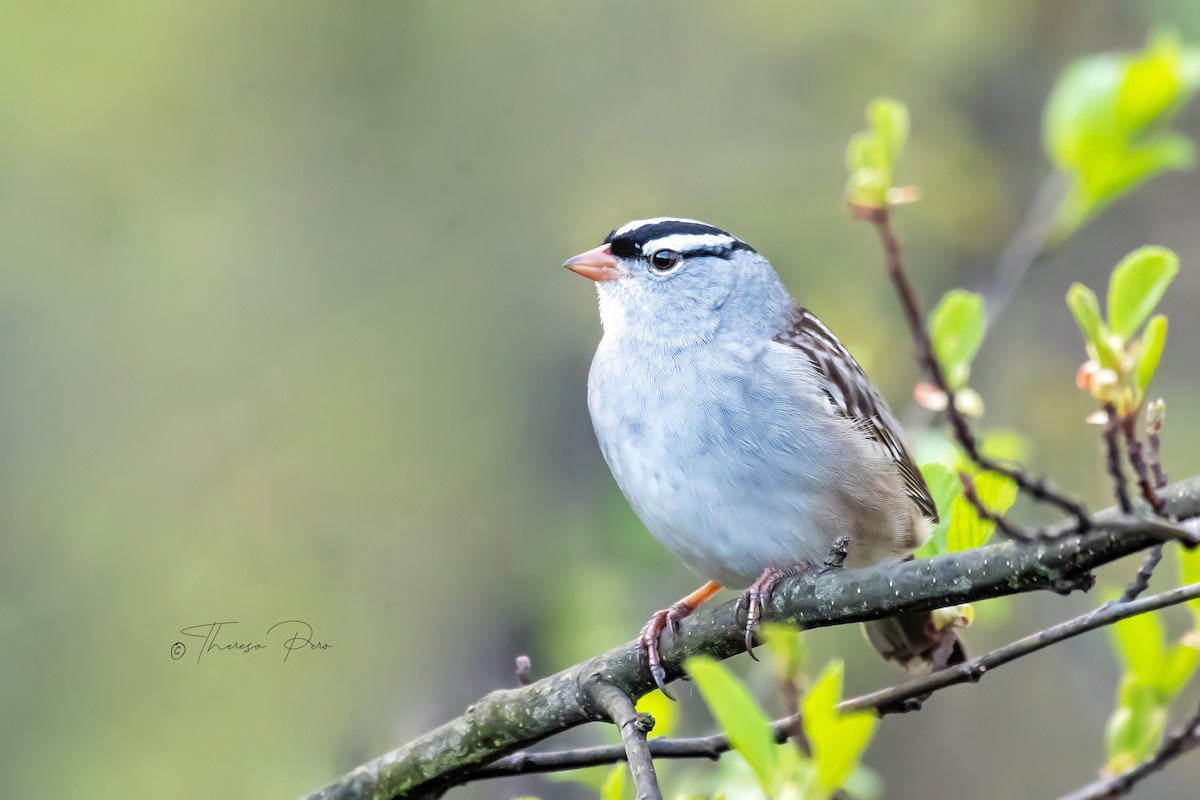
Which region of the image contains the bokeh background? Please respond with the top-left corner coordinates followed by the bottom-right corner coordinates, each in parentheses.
top-left (3, 1), bottom-right (1200, 798)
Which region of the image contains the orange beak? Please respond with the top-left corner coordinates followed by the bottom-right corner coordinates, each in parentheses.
top-left (563, 243), bottom-right (621, 282)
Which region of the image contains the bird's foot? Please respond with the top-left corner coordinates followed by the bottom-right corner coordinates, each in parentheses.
top-left (637, 601), bottom-right (695, 699)
top-left (739, 563), bottom-right (813, 660)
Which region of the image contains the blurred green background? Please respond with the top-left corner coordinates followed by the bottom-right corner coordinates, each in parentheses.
top-left (2, 1), bottom-right (1199, 798)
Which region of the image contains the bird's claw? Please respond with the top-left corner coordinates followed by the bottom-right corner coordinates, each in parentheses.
top-left (740, 564), bottom-right (811, 660)
top-left (636, 602), bottom-right (691, 700)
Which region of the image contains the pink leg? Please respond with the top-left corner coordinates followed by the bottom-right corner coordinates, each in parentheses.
top-left (637, 581), bottom-right (722, 698)
top-left (740, 564), bottom-right (813, 660)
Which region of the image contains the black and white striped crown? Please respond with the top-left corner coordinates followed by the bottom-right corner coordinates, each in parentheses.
top-left (603, 218), bottom-right (756, 260)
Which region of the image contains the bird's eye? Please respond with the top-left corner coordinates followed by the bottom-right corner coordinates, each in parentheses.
top-left (649, 249), bottom-right (682, 271)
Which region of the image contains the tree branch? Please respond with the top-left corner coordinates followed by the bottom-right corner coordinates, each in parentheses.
top-left (470, 580), bottom-right (1200, 780)
top-left (584, 680), bottom-right (662, 800)
top-left (299, 478), bottom-right (1200, 800)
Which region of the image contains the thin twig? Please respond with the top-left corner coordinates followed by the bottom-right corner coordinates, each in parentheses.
top-left (959, 471), bottom-right (1030, 542)
top-left (851, 203), bottom-right (1090, 530)
top-left (1118, 410), bottom-right (1167, 601)
top-left (1059, 699), bottom-right (1200, 800)
top-left (472, 582), bottom-right (1200, 779)
top-left (1120, 546), bottom-right (1164, 603)
top-left (515, 655), bottom-right (532, 687)
top-left (585, 680), bottom-right (663, 800)
top-left (1102, 405), bottom-right (1134, 516)
top-left (979, 173), bottom-right (1068, 323)
top-left (1146, 402), bottom-right (1168, 490)
top-left (1121, 414), bottom-right (1165, 515)
top-left (1075, 516), bottom-right (1199, 548)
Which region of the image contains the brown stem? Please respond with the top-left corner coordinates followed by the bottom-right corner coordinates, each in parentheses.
top-left (1117, 411), bottom-right (1168, 601)
top-left (852, 203), bottom-right (1090, 530)
top-left (959, 471), bottom-right (1030, 542)
top-left (1121, 414), bottom-right (1165, 515)
top-left (584, 680), bottom-right (663, 800)
top-left (1103, 405), bottom-right (1134, 516)
top-left (1146, 409), bottom-right (1168, 490)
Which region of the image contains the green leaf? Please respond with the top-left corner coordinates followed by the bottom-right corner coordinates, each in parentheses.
top-left (946, 495), bottom-right (987, 553)
top-left (803, 660), bottom-right (878, 792)
top-left (802, 660), bottom-right (842, 742)
top-left (1066, 283), bottom-right (1121, 369)
top-left (913, 463), bottom-right (961, 558)
top-left (1107, 246), bottom-right (1180, 339)
top-left (761, 622), bottom-right (806, 685)
top-left (1044, 34), bottom-right (1200, 235)
top-left (770, 745), bottom-right (816, 798)
top-left (1180, 548), bottom-right (1200, 623)
top-left (975, 472), bottom-right (1019, 513)
top-left (1106, 676), bottom-right (1168, 770)
top-left (867, 98), bottom-right (909, 175)
top-left (1118, 30), bottom-right (1200, 129)
top-left (842, 766), bottom-right (885, 800)
top-left (929, 290), bottom-right (987, 390)
top-left (819, 714), bottom-right (877, 791)
top-left (1043, 54), bottom-right (1125, 170)
top-left (1136, 315), bottom-right (1168, 391)
top-left (845, 169), bottom-right (888, 208)
top-left (945, 473), bottom-right (1016, 553)
top-left (846, 132), bottom-right (887, 174)
top-left (1111, 608), bottom-right (1166, 685)
top-left (1158, 640), bottom-right (1200, 699)
top-left (686, 656), bottom-right (778, 789)
top-left (635, 689), bottom-right (677, 739)
top-left (599, 763), bottom-right (624, 800)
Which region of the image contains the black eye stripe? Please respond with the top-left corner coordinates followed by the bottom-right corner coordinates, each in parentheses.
top-left (671, 244), bottom-right (749, 259)
top-left (603, 220), bottom-right (756, 260)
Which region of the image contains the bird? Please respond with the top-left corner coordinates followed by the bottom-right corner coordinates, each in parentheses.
top-left (564, 217), bottom-right (964, 694)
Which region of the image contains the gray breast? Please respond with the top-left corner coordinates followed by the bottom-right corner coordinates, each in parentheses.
top-left (587, 336), bottom-right (866, 587)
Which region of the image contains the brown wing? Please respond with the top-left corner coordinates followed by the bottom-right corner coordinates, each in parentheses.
top-left (774, 306), bottom-right (938, 523)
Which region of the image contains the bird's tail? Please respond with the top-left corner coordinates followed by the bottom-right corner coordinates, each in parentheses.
top-left (861, 606), bottom-right (970, 672)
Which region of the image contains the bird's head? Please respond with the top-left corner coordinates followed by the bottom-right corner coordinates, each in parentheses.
top-left (563, 218), bottom-right (788, 345)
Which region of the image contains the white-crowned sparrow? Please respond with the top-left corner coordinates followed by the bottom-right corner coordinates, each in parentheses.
top-left (565, 217), bottom-right (963, 693)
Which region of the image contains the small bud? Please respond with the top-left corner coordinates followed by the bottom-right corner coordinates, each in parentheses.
top-left (953, 387), bottom-right (985, 417)
top-left (913, 382), bottom-right (949, 411)
top-left (886, 185), bottom-right (922, 205)
top-left (1076, 360), bottom-right (1101, 390)
top-left (931, 604), bottom-right (975, 631)
top-left (1146, 398), bottom-right (1166, 434)
top-left (1086, 368), bottom-right (1125, 406)
top-left (1090, 368), bottom-right (1120, 389)
top-left (515, 655), bottom-right (532, 686)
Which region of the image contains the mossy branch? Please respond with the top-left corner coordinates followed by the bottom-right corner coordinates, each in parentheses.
top-left (300, 477), bottom-right (1200, 800)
